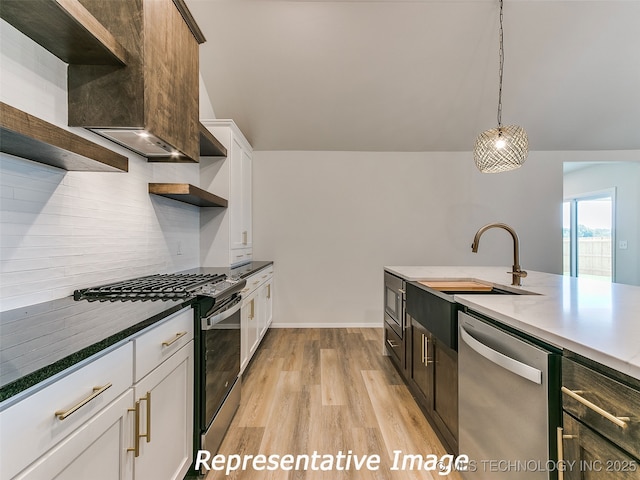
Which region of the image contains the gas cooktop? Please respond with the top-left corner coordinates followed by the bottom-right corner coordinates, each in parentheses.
top-left (73, 273), bottom-right (241, 302)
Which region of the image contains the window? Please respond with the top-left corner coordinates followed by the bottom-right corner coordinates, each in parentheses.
top-left (563, 191), bottom-right (615, 281)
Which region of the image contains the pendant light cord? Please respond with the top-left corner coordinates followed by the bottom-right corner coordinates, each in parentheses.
top-left (497, 0), bottom-right (504, 128)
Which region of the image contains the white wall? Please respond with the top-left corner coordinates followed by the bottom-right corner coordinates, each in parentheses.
top-left (0, 20), bottom-right (201, 311)
top-left (253, 150), bottom-right (564, 327)
top-left (564, 162), bottom-right (640, 286)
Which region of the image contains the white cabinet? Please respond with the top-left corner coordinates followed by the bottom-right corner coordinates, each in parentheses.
top-left (258, 275), bottom-right (273, 339)
top-left (241, 288), bottom-right (260, 372)
top-left (240, 266), bottom-right (274, 372)
top-left (130, 307), bottom-right (194, 480)
top-left (132, 341), bottom-right (193, 480)
top-left (0, 343), bottom-right (134, 480)
top-left (13, 391), bottom-right (135, 480)
top-left (200, 119), bottom-right (253, 267)
top-left (0, 307), bottom-right (194, 480)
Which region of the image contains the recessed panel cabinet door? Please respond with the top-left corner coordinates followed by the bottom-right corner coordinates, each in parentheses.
top-left (133, 342), bottom-right (194, 480)
top-left (562, 413), bottom-right (639, 480)
top-left (433, 341), bottom-right (458, 445)
top-left (14, 390), bottom-right (135, 480)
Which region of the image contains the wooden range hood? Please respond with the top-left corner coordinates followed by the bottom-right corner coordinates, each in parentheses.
top-left (67, 0), bottom-right (205, 162)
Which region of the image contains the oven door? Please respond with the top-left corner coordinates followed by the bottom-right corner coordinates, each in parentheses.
top-left (201, 296), bottom-right (241, 443)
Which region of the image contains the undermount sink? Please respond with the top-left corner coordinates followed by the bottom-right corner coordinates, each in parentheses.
top-left (417, 280), bottom-right (538, 296)
top-left (441, 287), bottom-right (522, 295)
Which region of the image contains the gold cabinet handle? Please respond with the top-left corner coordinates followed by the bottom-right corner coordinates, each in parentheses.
top-left (557, 427), bottom-right (564, 480)
top-left (141, 391), bottom-right (151, 444)
top-left (561, 387), bottom-right (630, 428)
top-left (557, 426), bottom-right (577, 480)
top-left (242, 231), bottom-right (247, 245)
top-left (422, 335), bottom-right (433, 365)
top-left (386, 338), bottom-right (399, 349)
top-left (55, 383), bottom-right (112, 420)
top-left (127, 401), bottom-right (141, 457)
top-left (128, 391), bottom-right (151, 457)
top-left (162, 331), bottom-right (187, 347)
top-left (267, 284), bottom-right (271, 299)
top-left (249, 299), bottom-right (255, 319)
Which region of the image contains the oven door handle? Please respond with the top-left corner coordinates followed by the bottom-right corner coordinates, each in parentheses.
top-left (202, 298), bottom-right (242, 329)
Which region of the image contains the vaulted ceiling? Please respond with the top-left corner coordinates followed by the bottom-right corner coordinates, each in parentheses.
top-left (186, 0), bottom-right (640, 152)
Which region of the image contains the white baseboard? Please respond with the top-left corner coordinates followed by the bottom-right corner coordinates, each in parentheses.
top-left (269, 322), bottom-right (382, 329)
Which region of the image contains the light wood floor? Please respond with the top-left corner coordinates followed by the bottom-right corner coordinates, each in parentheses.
top-left (205, 328), bottom-right (464, 480)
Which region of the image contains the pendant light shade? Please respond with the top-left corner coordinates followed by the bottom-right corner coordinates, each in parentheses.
top-left (474, 125), bottom-right (528, 173)
top-left (474, 0), bottom-right (528, 173)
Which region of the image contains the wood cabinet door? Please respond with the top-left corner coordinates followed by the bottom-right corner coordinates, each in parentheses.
top-left (133, 342), bottom-right (194, 480)
top-left (562, 413), bottom-right (639, 480)
top-left (411, 316), bottom-right (433, 406)
top-left (433, 341), bottom-right (458, 448)
top-left (15, 391), bottom-right (135, 480)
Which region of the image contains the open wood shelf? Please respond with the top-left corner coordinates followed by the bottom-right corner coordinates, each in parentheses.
top-left (0, 102), bottom-right (128, 172)
top-left (199, 122), bottom-right (227, 157)
top-left (0, 0), bottom-right (127, 65)
top-left (148, 183), bottom-right (228, 207)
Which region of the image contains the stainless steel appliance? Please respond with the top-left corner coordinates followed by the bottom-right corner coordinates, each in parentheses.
top-left (199, 295), bottom-right (242, 458)
top-left (383, 271), bottom-right (407, 374)
top-left (458, 311), bottom-right (560, 479)
top-left (74, 272), bottom-right (247, 476)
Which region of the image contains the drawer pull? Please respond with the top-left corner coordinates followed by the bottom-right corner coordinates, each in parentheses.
top-left (561, 386), bottom-right (630, 429)
top-left (55, 383), bottom-right (112, 420)
top-left (162, 331), bottom-right (187, 347)
top-left (386, 338), bottom-right (399, 349)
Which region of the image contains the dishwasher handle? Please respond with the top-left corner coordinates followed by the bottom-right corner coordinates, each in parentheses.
top-left (460, 324), bottom-right (542, 384)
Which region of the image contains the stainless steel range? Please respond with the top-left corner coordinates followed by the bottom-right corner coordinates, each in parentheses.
top-left (74, 272), bottom-right (247, 476)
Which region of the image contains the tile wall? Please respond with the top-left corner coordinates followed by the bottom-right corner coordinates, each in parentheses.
top-left (0, 21), bottom-right (201, 310)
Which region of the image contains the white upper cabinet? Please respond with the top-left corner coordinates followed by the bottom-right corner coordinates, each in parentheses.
top-left (200, 119), bottom-right (253, 267)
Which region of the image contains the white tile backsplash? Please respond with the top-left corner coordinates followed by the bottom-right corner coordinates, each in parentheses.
top-left (0, 21), bottom-right (202, 311)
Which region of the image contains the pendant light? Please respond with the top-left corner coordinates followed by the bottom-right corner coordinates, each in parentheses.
top-left (474, 0), bottom-right (528, 173)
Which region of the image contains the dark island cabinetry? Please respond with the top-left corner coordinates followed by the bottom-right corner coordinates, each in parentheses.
top-left (405, 282), bottom-right (459, 454)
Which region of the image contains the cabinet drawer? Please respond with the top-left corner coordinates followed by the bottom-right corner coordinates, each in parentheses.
top-left (0, 342), bottom-right (133, 480)
top-left (562, 357), bottom-right (640, 459)
top-left (384, 321), bottom-right (403, 366)
top-left (241, 267), bottom-right (273, 297)
top-left (134, 308), bottom-right (194, 382)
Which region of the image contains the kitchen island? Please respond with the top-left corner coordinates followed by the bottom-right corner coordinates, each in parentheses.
top-left (385, 266), bottom-right (640, 381)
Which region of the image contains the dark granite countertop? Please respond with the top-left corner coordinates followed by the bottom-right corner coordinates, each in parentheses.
top-left (178, 260), bottom-right (273, 280)
top-left (0, 261), bottom-right (274, 404)
top-left (0, 297), bottom-right (191, 403)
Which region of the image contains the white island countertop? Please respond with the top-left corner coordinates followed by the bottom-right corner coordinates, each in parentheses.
top-left (385, 266), bottom-right (640, 381)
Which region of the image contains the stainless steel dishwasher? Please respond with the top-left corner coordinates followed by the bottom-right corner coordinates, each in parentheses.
top-left (458, 311), bottom-right (561, 479)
